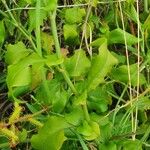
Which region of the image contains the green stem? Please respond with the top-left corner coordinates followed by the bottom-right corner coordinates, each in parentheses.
top-left (144, 0), bottom-right (149, 13)
top-left (36, 0), bottom-right (42, 56)
top-left (82, 104), bottom-right (90, 122)
top-left (49, 9), bottom-right (90, 121)
top-left (49, 11), bottom-right (77, 94)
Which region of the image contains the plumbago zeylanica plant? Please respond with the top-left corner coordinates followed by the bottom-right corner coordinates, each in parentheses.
top-left (0, 0), bottom-right (150, 149)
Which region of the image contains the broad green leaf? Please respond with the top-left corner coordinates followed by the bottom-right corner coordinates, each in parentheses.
top-left (64, 49), bottom-right (91, 77)
top-left (0, 20), bottom-right (5, 45)
top-left (5, 42), bottom-right (32, 65)
top-left (77, 120), bottom-right (100, 141)
top-left (63, 24), bottom-right (79, 45)
top-left (7, 64), bottom-right (31, 89)
top-left (43, 0), bottom-right (57, 12)
top-left (45, 54), bottom-right (64, 67)
top-left (88, 85), bottom-right (112, 113)
top-left (111, 64), bottom-right (146, 86)
top-left (65, 8), bottom-right (86, 24)
top-left (35, 79), bottom-right (68, 112)
top-left (41, 32), bottom-right (54, 54)
top-left (108, 28), bottom-right (141, 45)
top-left (28, 9), bottom-right (47, 32)
top-left (74, 90), bottom-right (87, 106)
top-left (31, 63), bottom-right (44, 89)
top-left (65, 107), bottom-right (84, 126)
top-left (99, 122), bottom-right (113, 142)
top-left (87, 38), bottom-right (118, 90)
top-left (100, 142), bottom-right (117, 150)
top-left (6, 53), bottom-right (45, 92)
top-left (31, 116), bottom-right (69, 150)
top-left (119, 139), bottom-right (142, 150)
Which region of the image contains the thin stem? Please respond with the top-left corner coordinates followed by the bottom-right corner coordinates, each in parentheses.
top-left (144, 0), bottom-right (149, 13)
top-left (1, 0), bottom-right (36, 50)
top-left (82, 104), bottom-right (90, 122)
top-left (35, 0), bottom-right (42, 56)
top-left (49, 11), bottom-right (77, 94)
top-left (118, 0), bottom-right (134, 139)
top-left (134, 0), bottom-right (140, 140)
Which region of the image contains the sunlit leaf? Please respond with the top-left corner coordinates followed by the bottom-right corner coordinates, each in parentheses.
top-left (5, 41), bottom-right (32, 65)
top-left (77, 120), bottom-right (100, 141)
top-left (31, 116), bottom-right (69, 150)
top-left (108, 28), bottom-right (141, 45)
top-left (28, 9), bottom-right (47, 32)
top-left (65, 8), bottom-right (86, 24)
top-left (63, 24), bottom-right (79, 45)
top-left (87, 38), bottom-right (118, 90)
top-left (0, 20), bottom-right (5, 45)
top-left (111, 63), bottom-right (146, 86)
top-left (64, 49), bottom-right (91, 77)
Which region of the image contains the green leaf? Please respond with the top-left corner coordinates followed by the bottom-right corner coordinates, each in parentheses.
top-left (31, 116), bottom-right (68, 150)
top-left (35, 79), bottom-right (68, 112)
top-left (119, 139), bottom-right (142, 150)
top-left (100, 142), bottom-right (117, 150)
top-left (43, 0), bottom-right (57, 12)
top-left (65, 107), bottom-right (84, 126)
top-left (87, 38), bottom-right (118, 90)
top-left (6, 53), bottom-right (45, 94)
top-left (63, 24), bottom-right (79, 45)
top-left (65, 8), bottom-right (86, 24)
top-left (5, 42), bottom-right (32, 65)
top-left (74, 90), bottom-right (87, 106)
top-left (64, 49), bottom-right (91, 77)
top-left (28, 9), bottom-right (47, 32)
top-left (18, 129), bottom-right (27, 142)
top-left (77, 120), bottom-right (100, 141)
top-left (88, 85), bottom-right (112, 113)
top-left (45, 54), bottom-right (64, 67)
top-left (0, 20), bottom-right (5, 45)
top-left (111, 63), bottom-right (146, 86)
top-left (7, 64), bottom-right (31, 89)
top-left (108, 28), bottom-right (141, 45)
top-left (41, 32), bottom-right (54, 54)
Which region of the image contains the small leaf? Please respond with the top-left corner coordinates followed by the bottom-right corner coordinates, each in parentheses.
top-left (41, 32), bottom-right (54, 54)
top-left (35, 79), bottom-right (68, 112)
top-left (108, 28), bottom-right (141, 45)
top-left (119, 139), bottom-right (142, 150)
top-left (45, 54), bottom-right (64, 67)
top-left (111, 63), bottom-right (146, 86)
top-left (99, 142), bottom-right (117, 150)
top-left (65, 8), bottom-right (86, 24)
top-left (5, 41), bottom-right (32, 65)
top-left (74, 90), bottom-right (87, 106)
top-left (64, 49), bottom-right (91, 77)
top-left (18, 129), bottom-right (27, 142)
top-left (77, 120), bottom-right (100, 141)
top-left (31, 116), bottom-right (69, 150)
top-left (63, 24), bottom-right (79, 45)
top-left (87, 38), bottom-right (118, 90)
top-left (65, 107), bottom-right (84, 126)
top-left (88, 85), bottom-right (112, 113)
top-left (28, 9), bottom-right (47, 32)
top-left (43, 0), bottom-right (57, 12)
top-left (0, 20), bottom-right (5, 45)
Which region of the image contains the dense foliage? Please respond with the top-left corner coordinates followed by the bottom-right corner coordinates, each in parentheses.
top-left (0, 0), bottom-right (150, 149)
